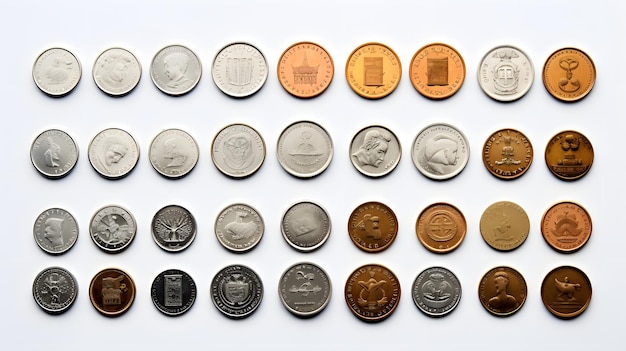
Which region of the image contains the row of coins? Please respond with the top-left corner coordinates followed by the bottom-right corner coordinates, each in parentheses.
top-left (32, 43), bottom-right (596, 102)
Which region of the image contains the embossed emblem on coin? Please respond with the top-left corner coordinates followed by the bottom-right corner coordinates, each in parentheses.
top-left (543, 47), bottom-right (595, 102)
top-left (281, 201), bottom-right (331, 252)
top-left (482, 128), bottom-right (533, 180)
top-left (92, 47), bottom-right (141, 96)
top-left (89, 205), bottom-right (136, 253)
top-left (30, 129), bottom-right (79, 179)
top-left (88, 128), bottom-right (140, 179)
top-left (349, 125), bottom-right (401, 178)
top-left (151, 269), bottom-right (197, 316)
top-left (211, 264), bottom-right (263, 319)
top-left (89, 268), bottom-right (136, 317)
top-left (211, 42), bottom-right (268, 98)
top-left (344, 264), bottom-right (401, 322)
top-left (151, 205), bottom-right (197, 252)
top-left (211, 123), bottom-right (266, 178)
top-left (416, 202), bottom-right (466, 254)
top-left (32, 47), bottom-right (82, 97)
top-left (541, 201), bottom-right (592, 253)
top-left (345, 42), bottom-right (401, 99)
top-left (278, 262), bottom-right (332, 317)
top-left (480, 201), bottom-right (529, 251)
top-left (412, 123), bottom-right (469, 180)
top-left (348, 201), bottom-right (398, 253)
top-left (277, 41), bottom-right (334, 98)
top-left (149, 128), bottom-right (199, 179)
top-left (412, 266), bottom-right (461, 317)
top-left (32, 266), bottom-right (78, 314)
top-left (150, 44), bottom-right (202, 96)
top-left (33, 208), bottom-right (78, 255)
top-left (276, 121), bottom-right (333, 178)
top-left (214, 203), bottom-right (264, 252)
top-left (478, 45), bottom-right (534, 102)
top-left (409, 43), bottom-right (465, 100)
top-left (478, 266), bottom-right (527, 317)
top-left (541, 265), bottom-right (592, 319)
top-left (544, 130), bottom-right (594, 181)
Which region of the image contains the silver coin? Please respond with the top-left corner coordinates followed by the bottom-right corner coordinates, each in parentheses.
top-left (150, 44), bottom-right (202, 96)
top-left (278, 262), bottom-right (332, 317)
top-left (30, 129), bottom-right (79, 179)
top-left (214, 203), bottom-right (264, 252)
top-left (411, 123), bottom-right (470, 180)
top-left (412, 266), bottom-right (461, 317)
top-left (211, 42), bottom-right (268, 98)
top-left (280, 201), bottom-right (331, 252)
top-left (149, 128), bottom-right (199, 179)
top-left (88, 128), bottom-right (139, 179)
top-left (33, 208), bottom-right (78, 255)
top-left (211, 123), bottom-right (266, 178)
top-left (92, 47), bottom-right (142, 96)
top-left (33, 266), bottom-right (78, 314)
top-left (32, 47), bottom-right (82, 97)
top-left (349, 125), bottom-right (401, 178)
top-left (151, 269), bottom-right (197, 316)
top-left (89, 205), bottom-right (137, 253)
top-left (211, 264), bottom-right (263, 319)
top-left (151, 205), bottom-right (197, 252)
top-left (478, 45), bottom-right (534, 102)
top-left (276, 121), bottom-right (333, 178)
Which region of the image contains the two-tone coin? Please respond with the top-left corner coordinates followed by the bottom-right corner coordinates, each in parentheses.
top-left (541, 265), bottom-right (592, 319)
top-left (345, 42), bottom-right (401, 99)
top-left (479, 201), bottom-right (530, 251)
top-left (30, 129), bottom-right (79, 179)
top-left (416, 202), bottom-right (466, 254)
top-left (544, 130), bottom-right (594, 181)
top-left (482, 128), bottom-right (533, 180)
top-left (542, 47), bottom-right (595, 102)
top-left (344, 264), bottom-right (401, 322)
top-left (541, 201), bottom-right (592, 253)
top-left (276, 121), bottom-right (333, 178)
top-left (278, 262), bottom-right (332, 317)
top-left (32, 266), bottom-right (78, 314)
top-left (409, 43), bottom-right (465, 100)
top-left (214, 203), bottom-right (264, 252)
top-left (33, 208), bottom-right (78, 255)
top-left (280, 201), bottom-right (331, 252)
top-left (210, 264), bottom-right (263, 319)
top-left (277, 41), bottom-right (334, 98)
top-left (211, 42), bottom-right (268, 98)
top-left (151, 269), bottom-right (197, 316)
top-left (349, 125), bottom-right (401, 178)
top-left (151, 205), bottom-right (197, 252)
top-left (92, 47), bottom-right (141, 96)
top-left (150, 44), bottom-right (202, 96)
top-left (211, 123), bottom-right (266, 178)
top-left (32, 47), bottom-right (81, 97)
top-left (89, 268), bottom-right (136, 317)
top-left (477, 45), bottom-right (534, 102)
top-left (478, 266), bottom-right (527, 317)
top-left (412, 123), bottom-right (469, 180)
top-left (88, 128), bottom-right (139, 179)
top-left (149, 128), bottom-right (199, 179)
top-left (348, 201), bottom-right (398, 253)
top-left (412, 266), bottom-right (461, 317)
top-left (89, 205), bottom-right (137, 253)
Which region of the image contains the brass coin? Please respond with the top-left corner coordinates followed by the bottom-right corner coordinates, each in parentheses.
top-left (348, 201), bottom-right (398, 253)
top-left (409, 43), bottom-right (466, 100)
top-left (542, 47), bottom-right (595, 102)
top-left (541, 201), bottom-right (592, 253)
top-left (345, 42), bottom-right (401, 99)
top-left (415, 202), bottom-right (466, 254)
top-left (479, 201), bottom-right (530, 251)
top-left (544, 130), bottom-right (594, 181)
top-left (541, 266), bottom-right (592, 319)
top-left (277, 41), bottom-right (334, 98)
top-left (89, 268), bottom-right (136, 317)
top-left (478, 266), bottom-right (527, 317)
top-left (482, 128), bottom-right (533, 180)
top-left (344, 264), bottom-right (401, 322)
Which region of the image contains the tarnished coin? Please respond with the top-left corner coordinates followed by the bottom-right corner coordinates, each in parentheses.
top-left (32, 266), bottom-right (78, 314)
top-left (89, 205), bottom-right (136, 253)
top-left (545, 130), bottom-right (594, 181)
top-left (348, 201), bottom-right (398, 253)
top-left (151, 205), bottom-right (197, 252)
top-left (478, 266), bottom-right (527, 317)
top-left (416, 202), bottom-right (466, 254)
top-left (412, 266), bottom-right (461, 317)
top-left (480, 201), bottom-right (530, 251)
top-left (478, 45), bottom-right (534, 102)
top-left (277, 41), bottom-right (334, 98)
top-left (278, 262), bottom-right (332, 317)
top-left (349, 125), bottom-right (401, 178)
top-left (151, 269), bottom-right (197, 316)
top-left (280, 201), bottom-right (331, 252)
top-left (543, 47), bottom-right (595, 102)
top-left (541, 201), bottom-right (592, 253)
top-left (92, 47), bottom-right (141, 96)
top-left (211, 42), bottom-right (268, 98)
top-left (482, 128), bottom-right (533, 180)
top-left (541, 265), bottom-right (592, 319)
top-left (344, 264), bottom-right (401, 322)
top-left (345, 42), bottom-right (401, 99)
top-left (88, 128), bottom-right (139, 179)
top-left (412, 123), bottom-right (469, 180)
top-left (211, 123), bottom-right (266, 178)
top-left (150, 44), bottom-right (202, 96)
top-left (33, 208), bottom-right (78, 255)
top-left (89, 268), bottom-right (136, 317)
top-left (32, 47), bottom-right (81, 97)
top-left (210, 264), bottom-right (263, 319)
top-left (149, 128), bottom-right (199, 179)
top-left (30, 129), bottom-right (79, 179)
top-left (276, 121), bottom-right (333, 178)
top-left (409, 43), bottom-right (465, 100)
top-left (214, 203), bottom-right (264, 252)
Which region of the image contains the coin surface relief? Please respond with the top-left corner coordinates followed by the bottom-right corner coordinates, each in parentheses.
top-left (88, 128), bottom-right (140, 179)
top-left (32, 47), bottom-right (82, 97)
top-left (151, 269), bottom-right (197, 316)
top-left (348, 201), bottom-right (398, 253)
top-left (542, 47), bottom-right (595, 102)
top-left (416, 202), bottom-right (467, 253)
top-left (478, 266), bottom-right (527, 317)
top-left (412, 123), bottom-right (469, 180)
top-left (276, 121), bottom-right (333, 178)
top-left (479, 201), bottom-right (530, 251)
top-left (150, 44), bottom-right (202, 96)
top-left (278, 262), bottom-right (332, 317)
top-left (151, 205), bottom-right (197, 252)
top-left (412, 266), bottom-right (461, 317)
top-left (211, 264), bottom-right (263, 319)
top-left (344, 264), bottom-right (401, 322)
top-left (409, 43), bottom-right (465, 100)
top-left (92, 47), bottom-right (142, 96)
top-left (89, 205), bottom-right (137, 253)
top-left (478, 45), bottom-right (534, 102)
top-left (149, 128), bottom-right (199, 178)
top-left (211, 123), bottom-right (266, 178)
top-left (212, 42), bottom-right (268, 98)
top-left (280, 201), bottom-right (331, 252)
top-left (541, 265), bottom-right (592, 319)
top-left (32, 266), bottom-right (78, 314)
top-left (89, 268), bottom-right (136, 317)
top-left (540, 201), bottom-right (592, 253)
top-left (345, 42), bottom-right (401, 99)
top-left (277, 41), bottom-right (334, 98)
top-left (33, 208), bottom-right (79, 255)
top-left (349, 125), bottom-right (401, 178)
top-left (544, 130), bottom-right (594, 181)
top-left (214, 203), bottom-right (264, 252)
top-left (30, 129), bottom-right (79, 179)
top-left (482, 128), bottom-right (533, 180)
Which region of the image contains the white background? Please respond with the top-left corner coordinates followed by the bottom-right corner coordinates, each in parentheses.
top-left (3, 0), bottom-right (624, 349)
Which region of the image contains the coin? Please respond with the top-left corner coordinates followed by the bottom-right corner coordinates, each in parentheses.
top-left (149, 128), bottom-right (199, 179)
top-left (544, 130), bottom-right (594, 181)
top-left (276, 121), bottom-right (333, 178)
top-left (542, 47), bottom-right (595, 102)
top-left (280, 201), bottom-right (331, 252)
top-left (478, 266), bottom-right (527, 317)
top-left (89, 268), bottom-right (136, 317)
top-left (89, 205), bottom-right (137, 253)
top-left (416, 202), bottom-right (466, 254)
top-left (409, 43), bottom-right (465, 100)
top-left (541, 266), bottom-right (592, 319)
top-left (92, 47), bottom-right (141, 96)
top-left (211, 123), bottom-right (266, 178)
top-left (411, 123), bottom-right (469, 180)
top-left (349, 125), bottom-right (401, 178)
top-left (479, 201), bottom-right (530, 251)
top-left (344, 264), bottom-right (401, 322)
top-left (211, 42), bottom-right (268, 98)
top-left (30, 129), bottom-right (78, 179)
top-left (214, 203), bottom-right (264, 252)
top-left (210, 264), bottom-right (263, 319)
top-left (151, 269), bottom-right (197, 316)
top-left (345, 42), bottom-right (401, 99)
top-left (277, 41), bottom-right (334, 98)
top-left (150, 44), bottom-right (202, 96)
top-left (32, 266), bottom-right (78, 314)
top-left (151, 205), bottom-right (197, 252)
top-left (482, 128), bottom-right (533, 180)
top-left (32, 47), bottom-right (81, 97)
top-left (88, 128), bottom-right (140, 179)
top-left (412, 266), bottom-right (461, 317)
top-left (278, 262), bottom-right (332, 317)
top-left (541, 201), bottom-right (592, 253)
top-left (477, 45), bottom-right (534, 102)
top-left (348, 201), bottom-right (398, 253)
top-left (33, 208), bottom-right (78, 255)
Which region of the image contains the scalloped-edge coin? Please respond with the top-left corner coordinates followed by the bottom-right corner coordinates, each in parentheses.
top-left (412, 266), bottom-right (461, 317)
top-left (89, 267), bottom-right (136, 317)
top-left (150, 44), bottom-right (202, 96)
top-left (211, 123), bottom-right (266, 178)
top-left (210, 264), bottom-right (263, 319)
top-left (212, 42), bottom-right (268, 98)
top-left (276, 120), bottom-right (333, 178)
top-left (350, 125), bottom-right (401, 178)
top-left (151, 269), bottom-right (197, 316)
top-left (30, 129), bottom-right (79, 179)
top-left (477, 45), bottom-right (534, 102)
top-left (92, 47), bottom-right (142, 96)
top-left (88, 127), bottom-right (140, 179)
top-left (32, 266), bottom-right (78, 314)
top-left (278, 262), bottom-right (332, 317)
top-left (89, 205), bottom-right (137, 253)
top-left (151, 205), bottom-right (197, 252)
top-left (33, 207), bottom-right (79, 255)
top-left (412, 123), bottom-right (469, 180)
top-left (280, 201), bottom-right (331, 252)
top-left (32, 47), bottom-right (82, 97)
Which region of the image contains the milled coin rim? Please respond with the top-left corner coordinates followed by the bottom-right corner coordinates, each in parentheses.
top-left (349, 124), bottom-right (401, 178)
top-left (92, 47), bottom-right (142, 96)
top-left (277, 41), bottom-right (334, 99)
top-left (210, 123), bottom-right (266, 178)
top-left (150, 44), bottom-right (202, 96)
top-left (277, 262), bottom-right (332, 317)
top-left (32, 47), bottom-right (82, 97)
top-left (280, 201), bottom-right (332, 252)
top-left (151, 204), bottom-right (197, 253)
top-left (411, 122), bottom-right (470, 180)
top-left (276, 120), bottom-right (334, 178)
top-left (32, 266), bottom-right (78, 314)
top-left (476, 44), bottom-right (535, 102)
top-left (211, 41), bottom-right (268, 98)
top-left (87, 127), bottom-right (140, 180)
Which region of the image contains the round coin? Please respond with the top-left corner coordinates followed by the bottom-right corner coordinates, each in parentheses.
top-left (151, 205), bottom-right (197, 252)
top-left (151, 269), bottom-right (197, 316)
top-left (33, 208), bottom-right (79, 255)
top-left (149, 128), bottom-right (199, 179)
top-left (544, 130), bottom-right (594, 181)
top-left (276, 121), bottom-right (333, 178)
top-left (416, 202), bottom-right (466, 254)
top-left (211, 123), bottom-right (266, 178)
top-left (150, 44), bottom-right (202, 96)
top-left (479, 201), bottom-right (530, 251)
top-left (32, 266), bottom-right (78, 314)
top-left (541, 201), bottom-right (592, 253)
top-left (349, 125), bottom-right (401, 178)
top-left (477, 45), bottom-right (534, 102)
top-left (89, 205), bottom-right (137, 253)
top-left (412, 266), bottom-right (461, 317)
top-left (277, 41), bottom-right (334, 98)
top-left (92, 47), bottom-right (141, 96)
top-left (211, 42), bottom-right (268, 98)
top-left (482, 128), bottom-right (533, 180)
top-left (478, 266), bottom-right (527, 317)
top-left (88, 128), bottom-right (140, 179)
top-left (278, 262), bottom-right (332, 317)
top-left (409, 43), bottom-right (465, 100)
top-left (541, 265), bottom-right (592, 319)
top-left (30, 129), bottom-right (79, 179)
top-left (214, 203), bottom-right (264, 252)
top-left (542, 47), bottom-right (595, 102)
top-left (345, 42), bottom-right (401, 99)
top-left (89, 268), bottom-right (136, 317)
top-left (210, 264), bottom-right (263, 319)
top-left (412, 123), bottom-right (470, 180)
top-left (32, 47), bottom-right (82, 97)
top-left (348, 201), bottom-right (398, 253)
top-left (344, 264), bottom-right (401, 322)
top-left (280, 201), bottom-right (331, 252)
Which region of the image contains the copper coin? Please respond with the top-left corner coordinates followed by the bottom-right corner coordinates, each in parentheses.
top-left (541, 266), bottom-right (592, 319)
top-left (544, 130), bottom-right (594, 181)
top-left (348, 201), bottom-right (398, 253)
top-left (409, 43), bottom-right (466, 100)
top-left (89, 268), bottom-right (136, 317)
top-left (479, 201), bottom-right (530, 251)
top-left (482, 128), bottom-right (533, 180)
top-left (415, 202), bottom-right (466, 254)
top-left (542, 47), bottom-right (596, 102)
top-left (345, 42), bottom-right (401, 99)
top-left (344, 264), bottom-right (401, 322)
top-left (541, 201), bottom-right (592, 253)
top-left (277, 41), bottom-right (334, 98)
top-left (478, 266), bottom-right (527, 317)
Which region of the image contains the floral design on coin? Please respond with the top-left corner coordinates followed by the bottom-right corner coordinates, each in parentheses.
top-left (482, 128), bottom-right (533, 180)
top-left (348, 201), bottom-right (398, 253)
top-left (32, 267), bottom-right (78, 315)
top-left (277, 41), bottom-right (334, 98)
top-left (151, 205), bottom-right (197, 252)
top-left (344, 264), bottom-right (401, 322)
top-left (88, 128), bottom-right (140, 179)
top-left (33, 208), bottom-right (78, 255)
top-left (151, 269), bottom-right (197, 316)
top-left (89, 268), bottom-right (136, 317)
top-left (479, 201), bottom-right (530, 251)
top-left (544, 130), bottom-right (594, 181)
top-left (276, 121), bottom-right (333, 178)
top-left (212, 42), bottom-right (268, 98)
top-left (542, 47), bottom-right (595, 102)
top-left (211, 264), bottom-right (263, 319)
top-left (214, 203), bottom-right (264, 252)
top-left (409, 43), bottom-right (465, 100)
top-left (478, 266), bottom-right (527, 317)
top-left (478, 45), bottom-right (534, 102)
top-left (150, 44), bottom-right (202, 96)
top-left (345, 42), bottom-right (401, 99)
top-left (281, 201), bottom-right (331, 252)
top-left (278, 262), bottom-right (332, 317)
top-left (349, 125), bottom-right (401, 178)
top-left (412, 266), bottom-right (461, 317)
top-left (149, 128), bottom-right (199, 179)
top-left (32, 47), bottom-right (81, 97)
top-left (211, 123), bottom-right (266, 178)
top-left (30, 129), bottom-right (78, 179)
top-left (89, 205), bottom-right (136, 253)
top-left (92, 47), bottom-right (141, 96)
top-left (541, 266), bottom-right (592, 319)
top-left (541, 201), bottom-right (592, 253)
top-left (416, 202), bottom-right (466, 254)
top-left (412, 123), bottom-right (469, 180)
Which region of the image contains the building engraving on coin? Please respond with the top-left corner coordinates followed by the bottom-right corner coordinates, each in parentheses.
top-left (545, 130), bottom-right (593, 180)
top-left (211, 124), bottom-right (266, 178)
top-left (151, 205), bottom-right (196, 252)
top-left (212, 42), bottom-right (268, 98)
top-left (150, 44), bottom-right (202, 96)
top-left (90, 205), bottom-right (136, 253)
top-left (211, 265), bottom-right (263, 319)
top-left (345, 264), bottom-right (400, 322)
top-left (32, 47), bottom-right (81, 97)
top-left (92, 47), bottom-right (142, 96)
top-left (409, 43), bottom-right (465, 99)
top-left (412, 123), bottom-right (469, 180)
top-left (30, 129), bottom-right (79, 179)
top-left (482, 129), bottom-right (533, 180)
top-left (541, 201), bottom-right (592, 253)
top-left (350, 125), bottom-right (401, 178)
top-left (281, 201), bottom-right (331, 252)
top-left (478, 266), bottom-right (527, 316)
top-left (412, 267), bottom-right (461, 317)
top-left (277, 121), bottom-right (333, 178)
top-left (279, 262), bottom-right (332, 317)
top-left (277, 41), bottom-right (334, 98)
top-left (541, 266), bottom-right (592, 319)
top-left (478, 46), bottom-right (534, 101)
top-left (32, 267), bottom-right (78, 314)
top-left (348, 201), bottom-right (398, 253)
top-left (33, 208), bottom-right (78, 255)
top-left (215, 204), bottom-right (264, 252)
top-left (345, 42), bottom-right (401, 99)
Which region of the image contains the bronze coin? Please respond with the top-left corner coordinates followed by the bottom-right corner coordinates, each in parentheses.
top-left (544, 130), bottom-right (594, 181)
top-left (479, 201), bottom-right (530, 251)
top-left (415, 202), bottom-right (466, 254)
top-left (478, 266), bottom-right (527, 317)
top-left (541, 201), bottom-right (592, 253)
top-left (89, 268), bottom-right (136, 317)
top-left (348, 201), bottom-right (398, 253)
top-left (277, 41), bottom-right (334, 98)
top-left (541, 266), bottom-right (592, 319)
top-left (542, 47), bottom-right (596, 102)
top-left (409, 43), bottom-right (466, 100)
top-left (482, 128), bottom-right (533, 180)
top-left (344, 264), bottom-right (401, 322)
top-left (345, 42), bottom-right (401, 99)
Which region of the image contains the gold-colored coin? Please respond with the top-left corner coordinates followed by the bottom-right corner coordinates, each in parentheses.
top-left (409, 43), bottom-right (466, 100)
top-left (89, 268), bottom-right (136, 317)
top-left (541, 201), bottom-right (592, 253)
top-left (478, 266), bottom-right (527, 317)
top-left (415, 202), bottom-right (466, 254)
top-left (277, 41), bottom-right (334, 98)
top-left (479, 201), bottom-right (529, 251)
top-left (482, 128), bottom-right (533, 180)
top-left (542, 47), bottom-right (596, 102)
top-left (345, 42), bottom-right (401, 99)
top-left (348, 201), bottom-right (398, 253)
top-left (344, 263), bottom-right (401, 322)
top-left (541, 265), bottom-right (592, 319)
top-left (544, 130), bottom-right (594, 181)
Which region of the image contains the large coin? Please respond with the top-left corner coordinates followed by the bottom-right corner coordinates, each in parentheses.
top-left (149, 128), bottom-right (199, 179)
top-left (210, 264), bottom-right (263, 319)
top-left (150, 44), bottom-right (202, 96)
top-left (89, 268), bottom-right (136, 317)
top-left (92, 47), bottom-right (141, 96)
top-left (544, 130), bottom-right (594, 181)
top-left (478, 266), bottom-right (527, 317)
top-left (345, 42), bottom-right (401, 99)
top-left (409, 43), bottom-right (465, 100)
top-left (541, 201), bottom-right (592, 253)
top-left (411, 123), bottom-right (469, 180)
top-left (214, 203), bottom-right (264, 252)
top-left (278, 262), bottom-right (332, 317)
top-left (479, 201), bottom-right (530, 251)
top-left (276, 121), bottom-right (333, 178)
top-left (32, 266), bottom-right (78, 315)
top-left (211, 42), bottom-right (268, 98)
top-left (412, 266), bottom-right (461, 317)
top-left (415, 202), bottom-right (466, 254)
top-left (211, 123), bottom-right (266, 178)
top-left (151, 205), bottom-right (197, 252)
top-left (541, 265), bottom-right (592, 319)
top-left (348, 201), bottom-right (398, 253)
top-left (33, 208), bottom-right (78, 255)
top-left (88, 128), bottom-right (139, 179)
top-left (151, 269), bottom-right (197, 316)
top-left (32, 47), bottom-right (81, 97)
top-left (277, 41), bottom-right (334, 98)
top-left (280, 201), bottom-right (331, 252)
top-left (344, 264), bottom-right (401, 322)
top-left (482, 128), bottom-right (533, 180)
top-left (89, 205), bottom-right (137, 253)
top-left (30, 129), bottom-right (78, 179)
top-left (477, 45), bottom-right (534, 102)
top-left (542, 47), bottom-right (595, 102)
top-left (349, 125), bottom-right (401, 178)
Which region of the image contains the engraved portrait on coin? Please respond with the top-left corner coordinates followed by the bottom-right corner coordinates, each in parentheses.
top-left (151, 45), bottom-right (202, 96)
top-left (92, 47), bottom-right (141, 96)
top-left (88, 128), bottom-right (139, 179)
top-left (33, 208), bottom-right (79, 255)
top-left (151, 205), bottom-right (196, 252)
top-left (211, 123), bottom-right (266, 178)
top-left (478, 45), bottom-right (534, 102)
top-left (211, 265), bottom-right (263, 319)
top-left (89, 268), bottom-right (136, 317)
top-left (30, 129), bottom-right (79, 179)
top-left (478, 266), bottom-right (527, 317)
top-left (89, 205), bottom-right (136, 253)
top-left (212, 42), bottom-right (268, 98)
top-left (32, 267), bottom-right (78, 315)
top-left (412, 123), bottom-right (469, 180)
top-left (149, 128), bottom-right (199, 179)
top-left (32, 47), bottom-right (82, 97)
top-left (276, 121), bottom-right (333, 178)
top-left (350, 125), bottom-right (401, 178)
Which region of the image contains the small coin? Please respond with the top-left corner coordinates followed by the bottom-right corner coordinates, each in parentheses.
top-left (345, 42), bottom-right (401, 99)
top-left (32, 47), bottom-right (82, 97)
top-left (150, 44), bottom-right (202, 96)
top-left (276, 121), bottom-right (333, 178)
top-left (151, 269), bottom-right (197, 316)
top-left (349, 125), bottom-right (401, 178)
top-left (214, 203), bottom-right (264, 252)
top-left (541, 201), bottom-right (592, 253)
top-left (92, 47), bottom-right (141, 96)
top-left (416, 202), bottom-right (466, 254)
top-left (348, 201), bottom-right (398, 253)
top-left (33, 208), bottom-right (78, 255)
top-left (32, 266), bottom-right (78, 314)
top-left (409, 43), bottom-right (465, 100)
top-left (544, 130), bottom-right (594, 181)
top-left (412, 123), bottom-right (470, 180)
top-left (280, 201), bottom-right (331, 252)
top-left (542, 47), bottom-right (595, 102)
top-left (412, 266), bottom-right (461, 317)
top-left (211, 123), bottom-right (266, 178)
top-left (89, 205), bottom-right (137, 253)
top-left (210, 264), bottom-right (263, 319)
top-left (30, 129), bottom-right (79, 179)
top-left (344, 264), bottom-right (401, 322)
top-left (541, 265), bottom-right (592, 319)
top-left (477, 45), bottom-right (534, 102)
top-left (277, 41), bottom-right (334, 98)
top-left (89, 268), bottom-right (136, 317)
top-left (482, 128), bottom-right (533, 180)
top-left (479, 201), bottom-right (530, 251)
top-left (88, 128), bottom-right (139, 179)
top-left (278, 262), bottom-right (332, 317)
top-left (149, 128), bottom-right (199, 179)
top-left (211, 42), bottom-right (268, 98)
top-left (478, 266), bottom-right (527, 317)
top-left (151, 205), bottom-right (197, 252)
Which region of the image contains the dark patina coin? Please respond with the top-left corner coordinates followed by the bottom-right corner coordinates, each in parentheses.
top-left (344, 263), bottom-right (401, 322)
top-left (211, 264), bottom-right (263, 319)
top-left (541, 265), bottom-right (592, 319)
top-left (32, 266), bottom-right (78, 315)
top-left (151, 269), bottom-right (197, 316)
top-left (478, 266), bottom-right (527, 317)
top-left (89, 268), bottom-right (136, 317)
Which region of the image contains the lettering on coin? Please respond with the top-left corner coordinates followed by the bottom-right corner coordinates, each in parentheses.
top-left (164, 274), bottom-right (183, 307)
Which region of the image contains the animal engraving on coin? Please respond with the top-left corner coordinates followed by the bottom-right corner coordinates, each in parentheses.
top-left (348, 201), bottom-right (398, 253)
top-left (545, 130), bottom-right (594, 181)
top-left (32, 47), bottom-right (82, 97)
top-left (151, 205), bottom-right (197, 252)
top-left (89, 268), bottom-right (136, 317)
top-left (278, 262), bottom-right (332, 317)
top-left (542, 48), bottom-right (595, 102)
top-left (409, 43), bottom-right (465, 100)
top-left (211, 265), bottom-right (263, 319)
top-left (33, 208), bottom-right (78, 255)
top-left (30, 129), bottom-right (79, 179)
top-left (478, 45), bottom-right (534, 102)
top-left (215, 203), bottom-right (264, 252)
top-left (89, 205), bottom-right (136, 253)
top-left (345, 42), bottom-right (401, 99)
top-left (412, 267), bottom-right (461, 317)
top-left (541, 201), bottom-right (592, 253)
top-left (151, 269), bottom-right (197, 316)
top-left (350, 125), bottom-right (401, 178)
top-left (149, 128), bottom-right (199, 178)
top-left (478, 266), bottom-right (527, 317)
top-left (32, 267), bottom-right (78, 314)
top-left (277, 41), bottom-right (334, 98)
top-left (412, 123), bottom-right (469, 180)
top-left (344, 264), bottom-right (401, 322)
top-left (416, 203), bottom-right (466, 254)
top-left (281, 201), bottom-right (331, 252)
top-left (480, 201), bottom-right (529, 251)
top-left (212, 42), bottom-right (268, 98)
top-left (151, 44), bottom-right (202, 96)
top-left (211, 123), bottom-right (266, 178)
top-left (88, 128), bottom-right (139, 179)
top-left (482, 128), bottom-right (533, 180)
top-left (541, 266), bottom-right (592, 319)
top-left (276, 121), bottom-right (333, 178)
top-left (92, 47), bottom-right (141, 96)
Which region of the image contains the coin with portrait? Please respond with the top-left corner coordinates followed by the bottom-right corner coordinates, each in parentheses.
top-left (478, 266), bottom-right (527, 317)
top-left (150, 44), bottom-right (202, 96)
top-left (92, 47), bottom-right (141, 96)
top-left (88, 128), bottom-right (139, 179)
top-left (149, 128), bottom-right (199, 179)
top-left (350, 125), bottom-right (401, 178)
top-left (33, 207), bottom-right (78, 255)
top-left (412, 123), bottom-right (469, 180)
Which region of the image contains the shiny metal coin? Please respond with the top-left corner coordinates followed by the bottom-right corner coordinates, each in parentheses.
top-left (149, 128), bottom-right (199, 179)
top-left (412, 266), bottom-right (461, 317)
top-left (350, 125), bottom-right (401, 178)
top-left (214, 203), bottom-right (264, 252)
top-left (88, 128), bottom-right (139, 179)
top-left (89, 205), bottom-right (137, 253)
top-left (278, 262), bottom-right (332, 317)
top-left (211, 123), bottom-right (266, 178)
top-left (412, 123), bottom-right (470, 180)
top-left (344, 263), bottom-right (401, 322)
top-left (276, 120), bottom-right (333, 178)
top-left (32, 47), bottom-right (81, 97)
top-left (30, 129), bottom-right (78, 179)
top-left (211, 264), bottom-right (263, 319)
top-left (33, 208), bottom-right (78, 255)
top-left (32, 266), bottom-right (78, 314)
top-left (281, 201), bottom-right (331, 252)
top-left (541, 265), bottom-right (592, 319)
top-left (478, 45), bottom-right (534, 102)
top-left (211, 42), bottom-right (268, 98)
top-left (151, 269), bottom-right (197, 316)
top-left (89, 267), bottom-right (136, 317)
top-left (150, 44), bottom-right (202, 96)
top-left (151, 205), bottom-right (197, 252)
top-left (92, 47), bottom-right (141, 96)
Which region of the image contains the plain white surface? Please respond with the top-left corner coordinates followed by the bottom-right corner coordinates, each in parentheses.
top-left (4, 0), bottom-right (624, 349)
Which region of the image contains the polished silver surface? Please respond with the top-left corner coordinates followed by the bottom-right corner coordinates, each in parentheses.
top-left (92, 47), bottom-right (141, 96)
top-left (89, 205), bottom-right (136, 253)
top-left (32, 47), bottom-right (81, 96)
top-left (32, 266), bottom-right (78, 314)
top-left (276, 121), bottom-right (333, 178)
top-left (211, 264), bottom-right (263, 319)
top-left (211, 123), bottom-right (266, 178)
top-left (280, 201), bottom-right (331, 252)
top-left (278, 262), bottom-right (331, 317)
top-left (478, 45), bottom-right (534, 102)
top-left (349, 125), bottom-right (401, 178)
top-left (150, 44), bottom-right (202, 96)
top-left (411, 123), bottom-right (470, 180)
top-left (412, 266), bottom-right (461, 317)
top-left (88, 128), bottom-right (139, 179)
top-left (151, 205), bottom-right (196, 252)
top-left (30, 129), bottom-right (79, 179)
top-left (33, 208), bottom-right (78, 255)
top-left (211, 42), bottom-right (268, 98)
top-left (151, 269), bottom-right (197, 316)
top-left (214, 203), bottom-right (264, 252)
top-left (149, 128), bottom-right (199, 179)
